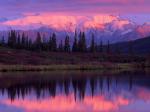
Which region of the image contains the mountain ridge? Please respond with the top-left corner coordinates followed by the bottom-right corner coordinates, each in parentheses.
top-left (0, 15), bottom-right (150, 44)
top-left (108, 36), bottom-right (150, 54)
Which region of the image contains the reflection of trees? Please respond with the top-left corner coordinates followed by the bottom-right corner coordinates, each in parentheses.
top-left (99, 77), bottom-right (103, 94)
top-left (107, 77), bottom-right (111, 92)
top-left (72, 79), bottom-right (77, 100)
top-left (63, 80), bottom-right (70, 96)
top-left (90, 78), bottom-right (97, 97)
top-left (129, 76), bottom-right (133, 91)
top-left (77, 78), bottom-right (87, 100)
top-left (0, 73), bottom-right (141, 101)
top-left (49, 81), bottom-right (57, 97)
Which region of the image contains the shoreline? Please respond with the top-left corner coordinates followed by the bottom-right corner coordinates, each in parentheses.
top-left (0, 63), bottom-right (149, 72)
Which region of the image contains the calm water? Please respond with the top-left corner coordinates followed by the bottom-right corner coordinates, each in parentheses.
top-left (0, 71), bottom-right (150, 112)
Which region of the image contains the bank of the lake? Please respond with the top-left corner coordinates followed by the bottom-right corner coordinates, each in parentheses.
top-left (0, 63), bottom-right (149, 72)
top-left (0, 48), bottom-right (150, 72)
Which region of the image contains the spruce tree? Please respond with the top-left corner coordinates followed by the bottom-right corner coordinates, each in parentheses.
top-left (8, 32), bottom-right (11, 47)
top-left (72, 31), bottom-right (78, 52)
top-left (25, 36), bottom-right (29, 50)
top-left (42, 34), bottom-right (48, 51)
top-left (17, 33), bottom-right (21, 49)
top-left (107, 40), bottom-right (110, 54)
top-left (28, 38), bottom-right (32, 50)
top-left (58, 40), bottom-right (64, 52)
top-left (81, 32), bottom-right (87, 52)
top-left (78, 31), bottom-right (82, 52)
top-left (49, 36), bottom-right (52, 51)
top-left (51, 33), bottom-right (57, 52)
top-left (35, 32), bottom-right (42, 51)
top-left (12, 30), bottom-right (17, 48)
top-left (21, 33), bottom-right (26, 49)
top-left (78, 31), bottom-right (87, 52)
top-left (100, 41), bottom-right (103, 53)
top-left (8, 30), bottom-right (17, 48)
top-left (0, 36), bottom-right (5, 46)
top-left (64, 35), bottom-right (70, 52)
top-left (90, 33), bottom-right (95, 52)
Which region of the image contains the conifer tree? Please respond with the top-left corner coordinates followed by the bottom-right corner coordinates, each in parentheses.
top-left (8, 30), bottom-right (17, 48)
top-left (0, 36), bottom-right (5, 46)
top-left (81, 32), bottom-right (87, 52)
top-left (51, 33), bottom-right (57, 52)
top-left (17, 33), bottom-right (21, 49)
top-left (42, 34), bottom-right (48, 51)
top-left (72, 31), bottom-right (78, 52)
top-left (107, 40), bottom-right (110, 54)
top-left (21, 33), bottom-right (26, 49)
top-left (49, 36), bottom-right (52, 51)
top-left (58, 40), bottom-right (64, 52)
top-left (90, 33), bottom-right (95, 52)
top-left (12, 30), bottom-right (17, 48)
top-left (25, 36), bottom-right (29, 49)
top-left (64, 35), bottom-right (70, 52)
top-left (35, 32), bottom-right (42, 51)
top-left (78, 31), bottom-right (87, 52)
top-left (8, 32), bottom-right (11, 47)
top-left (28, 38), bottom-right (32, 50)
top-left (78, 31), bottom-right (82, 52)
top-left (99, 40), bottom-right (103, 53)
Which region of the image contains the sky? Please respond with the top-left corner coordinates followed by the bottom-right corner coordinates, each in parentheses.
top-left (0, 0), bottom-right (149, 30)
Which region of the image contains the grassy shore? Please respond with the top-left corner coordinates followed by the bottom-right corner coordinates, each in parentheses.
top-left (0, 47), bottom-right (149, 72)
top-left (0, 63), bottom-right (149, 72)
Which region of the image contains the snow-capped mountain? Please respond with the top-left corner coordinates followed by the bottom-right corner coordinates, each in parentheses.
top-left (0, 15), bottom-right (150, 44)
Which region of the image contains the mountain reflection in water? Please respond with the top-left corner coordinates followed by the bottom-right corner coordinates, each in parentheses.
top-left (0, 71), bottom-right (150, 112)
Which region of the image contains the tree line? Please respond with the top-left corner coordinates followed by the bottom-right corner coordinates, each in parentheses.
top-left (0, 30), bottom-right (133, 54)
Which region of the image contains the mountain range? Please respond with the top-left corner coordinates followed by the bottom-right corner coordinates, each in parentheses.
top-left (0, 15), bottom-right (150, 44)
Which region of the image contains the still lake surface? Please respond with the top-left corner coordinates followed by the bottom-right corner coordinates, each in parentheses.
top-left (0, 71), bottom-right (150, 112)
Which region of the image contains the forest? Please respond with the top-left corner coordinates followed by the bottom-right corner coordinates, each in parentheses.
top-left (0, 30), bottom-right (128, 54)
top-left (0, 30), bottom-right (149, 72)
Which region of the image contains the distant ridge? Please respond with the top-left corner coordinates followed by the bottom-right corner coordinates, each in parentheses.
top-left (108, 36), bottom-right (150, 54)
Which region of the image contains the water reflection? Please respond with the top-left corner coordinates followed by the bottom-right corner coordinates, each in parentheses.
top-left (0, 71), bottom-right (150, 112)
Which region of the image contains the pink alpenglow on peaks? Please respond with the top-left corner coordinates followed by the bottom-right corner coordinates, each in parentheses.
top-left (0, 0), bottom-right (149, 41)
top-left (2, 14), bottom-right (80, 31)
top-left (0, 14), bottom-right (132, 30)
top-left (0, 0), bottom-right (149, 29)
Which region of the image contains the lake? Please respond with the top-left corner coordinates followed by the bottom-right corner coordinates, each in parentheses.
top-left (0, 71), bottom-right (150, 112)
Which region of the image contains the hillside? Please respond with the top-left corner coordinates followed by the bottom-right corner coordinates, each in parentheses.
top-left (107, 36), bottom-right (150, 54)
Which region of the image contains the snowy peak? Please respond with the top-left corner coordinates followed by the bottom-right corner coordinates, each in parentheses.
top-left (0, 15), bottom-right (133, 31)
top-left (0, 15), bottom-right (150, 43)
